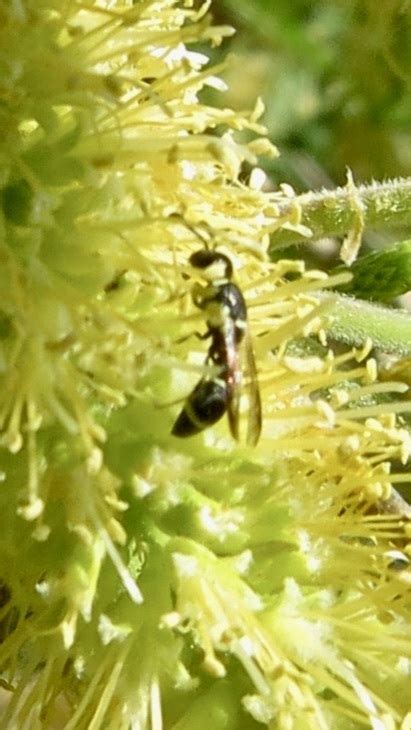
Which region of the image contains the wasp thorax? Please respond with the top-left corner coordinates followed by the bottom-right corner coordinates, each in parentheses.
top-left (190, 250), bottom-right (233, 282)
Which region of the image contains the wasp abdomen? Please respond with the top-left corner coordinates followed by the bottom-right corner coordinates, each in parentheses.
top-left (171, 379), bottom-right (228, 437)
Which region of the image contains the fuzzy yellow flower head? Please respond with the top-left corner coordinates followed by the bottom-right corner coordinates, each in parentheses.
top-left (0, 2), bottom-right (410, 729)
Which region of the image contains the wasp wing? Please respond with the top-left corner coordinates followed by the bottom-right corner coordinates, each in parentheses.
top-left (242, 327), bottom-right (262, 446)
top-left (218, 315), bottom-right (242, 442)
top-left (219, 315), bottom-right (261, 446)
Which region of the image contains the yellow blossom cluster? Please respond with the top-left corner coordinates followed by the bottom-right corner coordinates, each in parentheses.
top-left (0, 2), bottom-right (410, 729)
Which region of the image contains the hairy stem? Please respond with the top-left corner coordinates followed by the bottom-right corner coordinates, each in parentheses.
top-left (272, 177), bottom-right (411, 248)
top-left (321, 293), bottom-right (411, 355)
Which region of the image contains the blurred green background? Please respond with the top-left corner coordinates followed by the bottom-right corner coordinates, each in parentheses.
top-left (209, 0), bottom-right (411, 192)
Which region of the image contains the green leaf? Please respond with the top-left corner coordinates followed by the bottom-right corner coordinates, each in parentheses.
top-left (333, 240), bottom-right (411, 302)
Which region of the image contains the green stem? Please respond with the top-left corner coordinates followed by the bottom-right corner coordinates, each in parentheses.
top-left (271, 177), bottom-right (411, 248)
top-left (320, 293), bottom-right (411, 355)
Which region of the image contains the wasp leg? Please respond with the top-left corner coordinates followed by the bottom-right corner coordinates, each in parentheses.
top-left (175, 329), bottom-right (211, 345)
top-left (154, 394), bottom-right (188, 409)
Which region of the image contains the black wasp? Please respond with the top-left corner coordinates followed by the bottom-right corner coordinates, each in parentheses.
top-left (172, 247), bottom-right (262, 446)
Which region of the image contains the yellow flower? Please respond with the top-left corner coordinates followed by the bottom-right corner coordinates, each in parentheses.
top-left (0, 2), bottom-right (410, 729)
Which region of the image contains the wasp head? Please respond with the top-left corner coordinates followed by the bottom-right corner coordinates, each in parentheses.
top-left (190, 250), bottom-right (233, 283)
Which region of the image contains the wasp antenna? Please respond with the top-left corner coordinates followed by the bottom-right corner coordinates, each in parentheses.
top-left (168, 214), bottom-right (211, 250)
top-left (189, 223), bottom-right (211, 249)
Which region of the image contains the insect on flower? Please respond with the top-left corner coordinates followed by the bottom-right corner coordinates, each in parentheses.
top-left (172, 238), bottom-right (262, 446)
